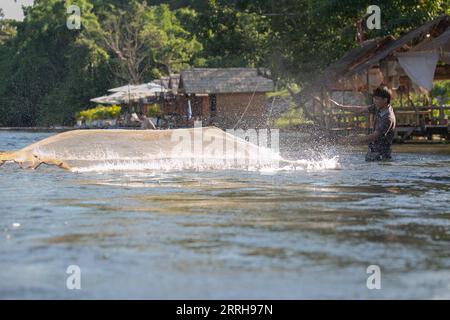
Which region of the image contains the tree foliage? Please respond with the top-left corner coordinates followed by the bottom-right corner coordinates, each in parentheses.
top-left (0, 0), bottom-right (447, 126)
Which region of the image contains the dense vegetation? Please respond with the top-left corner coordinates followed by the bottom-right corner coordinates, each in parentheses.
top-left (0, 0), bottom-right (448, 126)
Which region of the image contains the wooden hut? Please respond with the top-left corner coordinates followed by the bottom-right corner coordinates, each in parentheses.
top-left (292, 15), bottom-right (450, 140)
top-left (164, 68), bottom-right (274, 129)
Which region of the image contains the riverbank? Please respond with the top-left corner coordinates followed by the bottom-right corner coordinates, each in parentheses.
top-left (2, 126), bottom-right (450, 151)
top-left (0, 127), bottom-right (73, 133)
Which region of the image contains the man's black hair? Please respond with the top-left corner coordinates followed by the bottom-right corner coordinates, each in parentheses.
top-left (373, 86), bottom-right (391, 104)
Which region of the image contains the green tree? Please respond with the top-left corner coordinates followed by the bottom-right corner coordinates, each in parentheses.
top-left (245, 0), bottom-right (447, 83)
top-left (176, 0), bottom-right (270, 68)
top-left (0, 0), bottom-right (447, 126)
top-left (149, 4), bottom-right (203, 75)
top-left (0, 0), bottom-right (110, 126)
top-left (98, 1), bottom-right (202, 83)
top-left (0, 8), bottom-right (17, 44)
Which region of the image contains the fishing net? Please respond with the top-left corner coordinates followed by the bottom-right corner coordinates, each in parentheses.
top-left (0, 127), bottom-right (291, 172)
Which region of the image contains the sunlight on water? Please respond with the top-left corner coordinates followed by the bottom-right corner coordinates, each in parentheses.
top-left (69, 155), bottom-right (341, 173)
top-left (0, 127), bottom-right (343, 176)
top-left (1, 131), bottom-right (450, 299)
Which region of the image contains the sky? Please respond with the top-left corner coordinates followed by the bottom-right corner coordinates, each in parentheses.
top-left (1, 0), bottom-right (35, 21)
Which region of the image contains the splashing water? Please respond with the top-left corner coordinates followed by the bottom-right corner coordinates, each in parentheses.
top-left (70, 156), bottom-right (340, 173)
top-left (0, 127), bottom-right (340, 173)
top-left (5, 131), bottom-right (450, 299)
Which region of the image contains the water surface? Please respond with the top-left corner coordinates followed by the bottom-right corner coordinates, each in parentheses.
top-left (1, 131), bottom-right (450, 299)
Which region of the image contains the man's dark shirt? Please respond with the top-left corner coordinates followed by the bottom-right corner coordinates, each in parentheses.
top-left (367, 104), bottom-right (396, 159)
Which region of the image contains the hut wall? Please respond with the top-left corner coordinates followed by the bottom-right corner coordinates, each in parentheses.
top-left (164, 95), bottom-right (209, 120)
top-left (213, 92), bottom-right (268, 129)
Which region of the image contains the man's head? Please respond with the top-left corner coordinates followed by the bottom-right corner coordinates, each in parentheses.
top-left (372, 86), bottom-right (391, 109)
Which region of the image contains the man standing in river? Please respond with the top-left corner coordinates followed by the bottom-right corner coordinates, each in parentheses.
top-left (329, 86), bottom-right (396, 161)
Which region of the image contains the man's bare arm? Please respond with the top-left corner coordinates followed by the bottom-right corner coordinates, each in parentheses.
top-left (328, 98), bottom-right (370, 115)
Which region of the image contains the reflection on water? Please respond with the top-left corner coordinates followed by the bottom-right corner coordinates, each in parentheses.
top-left (1, 131), bottom-right (450, 299)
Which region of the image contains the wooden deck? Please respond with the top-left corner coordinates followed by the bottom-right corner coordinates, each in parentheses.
top-left (325, 105), bottom-right (450, 141)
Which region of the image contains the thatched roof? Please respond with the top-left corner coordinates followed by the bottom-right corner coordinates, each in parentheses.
top-left (178, 68), bottom-right (274, 94)
top-left (294, 14), bottom-right (450, 104)
top-left (290, 36), bottom-right (394, 106)
top-left (412, 27), bottom-right (450, 52)
top-left (156, 76), bottom-right (170, 90)
top-left (169, 74), bottom-right (180, 94)
top-left (154, 74), bottom-right (180, 94)
top-left (317, 36), bottom-right (394, 89)
top-left (351, 14), bottom-right (449, 75)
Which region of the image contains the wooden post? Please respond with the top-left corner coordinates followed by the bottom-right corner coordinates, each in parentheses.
top-left (413, 92), bottom-right (419, 127)
top-left (321, 89), bottom-right (328, 130)
top-left (366, 69), bottom-right (371, 134)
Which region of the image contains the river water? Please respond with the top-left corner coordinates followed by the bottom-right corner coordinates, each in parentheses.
top-left (1, 131), bottom-right (450, 299)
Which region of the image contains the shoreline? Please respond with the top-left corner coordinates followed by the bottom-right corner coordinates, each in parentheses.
top-left (0, 127), bottom-right (74, 133)
top-left (1, 127), bottom-right (449, 147)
